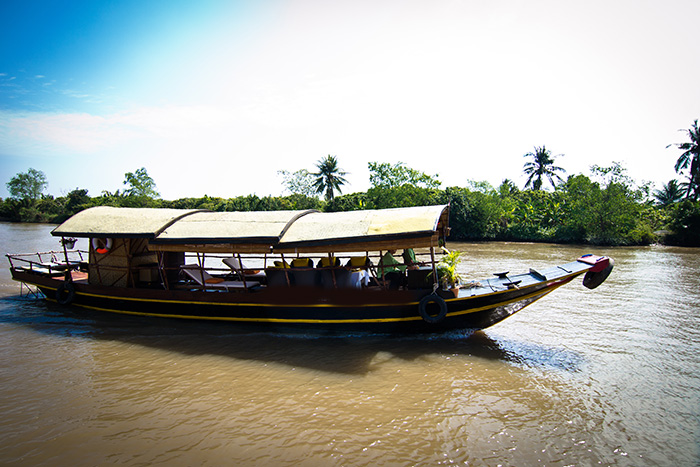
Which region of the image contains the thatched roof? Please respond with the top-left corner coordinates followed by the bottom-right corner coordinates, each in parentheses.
top-left (52, 205), bottom-right (450, 252)
top-left (276, 205), bottom-right (449, 252)
top-left (51, 206), bottom-right (204, 238)
top-left (153, 210), bottom-right (314, 245)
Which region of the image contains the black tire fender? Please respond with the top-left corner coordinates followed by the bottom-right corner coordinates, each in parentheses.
top-left (419, 293), bottom-right (448, 324)
top-left (56, 282), bottom-right (75, 305)
top-left (583, 258), bottom-right (615, 290)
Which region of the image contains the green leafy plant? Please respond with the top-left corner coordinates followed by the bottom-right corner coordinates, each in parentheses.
top-left (436, 247), bottom-right (463, 289)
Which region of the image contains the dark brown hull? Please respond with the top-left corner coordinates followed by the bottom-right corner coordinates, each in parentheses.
top-left (9, 261), bottom-right (589, 334)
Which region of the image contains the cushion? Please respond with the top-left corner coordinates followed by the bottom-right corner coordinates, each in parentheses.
top-left (318, 257), bottom-right (340, 268)
top-left (291, 258), bottom-right (313, 268)
top-left (347, 256), bottom-right (369, 268)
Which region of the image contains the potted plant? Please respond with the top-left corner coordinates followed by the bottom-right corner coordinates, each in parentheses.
top-left (436, 247), bottom-right (463, 297)
top-left (60, 237), bottom-right (78, 249)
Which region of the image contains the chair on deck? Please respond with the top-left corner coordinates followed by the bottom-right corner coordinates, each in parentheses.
top-left (181, 265), bottom-right (260, 291)
top-left (317, 256), bottom-right (351, 288)
top-left (290, 258), bottom-right (318, 287)
top-left (222, 257), bottom-right (267, 283)
top-left (345, 256), bottom-right (372, 288)
top-left (263, 260), bottom-right (292, 287)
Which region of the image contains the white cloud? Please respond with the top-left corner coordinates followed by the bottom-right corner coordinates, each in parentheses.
top-left (2, 0), bottom-right (699, 199)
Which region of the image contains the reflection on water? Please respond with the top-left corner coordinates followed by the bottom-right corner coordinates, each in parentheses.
top-left (0, 297), bottom-right (584, 375)
top-left (1, 223), bottom-right (699, 465)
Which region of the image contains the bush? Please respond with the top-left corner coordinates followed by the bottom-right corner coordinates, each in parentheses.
top-left (325, 192), bottom-right (367, 212)
top-left (443, 187), bottom-right (502, 240)
top-left (665, 200), bottom-right (700, 246)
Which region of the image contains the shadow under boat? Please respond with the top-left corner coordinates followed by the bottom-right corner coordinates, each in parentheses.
top-left (1, 294), bottom-right (585, 375)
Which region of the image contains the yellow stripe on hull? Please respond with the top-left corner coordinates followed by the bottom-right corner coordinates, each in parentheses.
top-left (36, 272), bottom-right (581, 311)
top-left (42, 280), bottom-right (568, 325)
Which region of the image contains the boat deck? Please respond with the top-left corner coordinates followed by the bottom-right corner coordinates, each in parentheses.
top-left (457, 261), bottom-right (588, 298)
top-left (16, 259), bottom-right (591, 298)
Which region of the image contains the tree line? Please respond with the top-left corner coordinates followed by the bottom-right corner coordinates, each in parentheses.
top-left (3, 121), bottom-right (699, 247)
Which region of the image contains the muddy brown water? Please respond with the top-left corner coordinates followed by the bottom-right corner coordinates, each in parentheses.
top-left (1, 222), bottom-right (699, 466)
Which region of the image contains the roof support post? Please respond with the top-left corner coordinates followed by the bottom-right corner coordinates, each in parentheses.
top-left (196, 252), bottom-right (206, 290)
top-left (378, 250), bottom-right (388, 290)
top-left (60, 237), bottom-right (72, 283)
top-left (430, 246), bottom-right (438, 288)
top-left (280, 253), bottom-right (291, 287)
top-left (328, 252), bottom-right (337, 288)
top-left (157, 251), bottom-right (170, 290)
top-left (92, 240), bottom-right (103, 285)
top-left (126, 239), bottom-right (135, 288)
top-left (236, 252), bottom-right (249, 290)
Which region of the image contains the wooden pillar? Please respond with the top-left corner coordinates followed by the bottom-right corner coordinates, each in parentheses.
top-left (60, 237), bottom-right (71, 282)
top-left (236, 252), bottom-right (249, 290)
top-left (280, 253), bottom-right (290, 286)
top-left (430, 246), bottom-right (438, 289)
top-left (328, 252), bottom-right (337, 288)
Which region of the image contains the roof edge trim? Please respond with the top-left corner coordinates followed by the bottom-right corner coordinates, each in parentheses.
top-left (151, 209), bottom-right (210, 238)
top-left (277, 209), bottom-right (319, 240)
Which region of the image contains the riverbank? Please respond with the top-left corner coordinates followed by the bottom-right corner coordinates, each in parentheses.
top-left (3, 180), bottom-right (700, 246)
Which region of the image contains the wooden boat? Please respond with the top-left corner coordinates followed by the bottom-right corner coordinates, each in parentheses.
top-left (6, 205), bottom-right (613, 334)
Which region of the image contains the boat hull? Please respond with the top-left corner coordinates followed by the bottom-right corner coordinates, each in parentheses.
top-left (10, 265), bottom-right (583, 334)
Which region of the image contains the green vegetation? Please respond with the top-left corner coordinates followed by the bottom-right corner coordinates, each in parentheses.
top-left (277, 169), bottom-right (317, 197)
top-left (4, 168), bottom-right (49, 222)
top-left (664, 200), bottom-right (700, 246)
top-left (4, 124), bottom-right (700, 247)
top-left (668, 119), bottom-right (700, 201)
top-left (654, 179), bottom-right (685, 207)
top-left (435, 247), bottom-right (463, 289)
top-left (6, 168), bottom-right (47, 202)
top-left (123, 167), bottom-right (160, 199)
top-left (522, 146), bottom-right (566, 190)
top-left (368, 161), bottom-right (441, 189)
top-left (312, 155), bottom-right (348, 201)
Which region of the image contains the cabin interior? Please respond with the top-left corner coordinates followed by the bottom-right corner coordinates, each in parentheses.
top-left (9, 238), bottom-right (443, 293)
top-left (86, 238), bottom-right (440, 292)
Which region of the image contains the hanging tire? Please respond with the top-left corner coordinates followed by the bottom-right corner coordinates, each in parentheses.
top-left (583, 258), bottom-right (615, 290)
top-left (56, 282), bottom-right (75, 305)
top-left (419, 294), bottom-right (448, 324)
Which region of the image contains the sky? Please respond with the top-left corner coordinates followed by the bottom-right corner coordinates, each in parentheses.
top-left (1, 0), bottom-right (699, 200)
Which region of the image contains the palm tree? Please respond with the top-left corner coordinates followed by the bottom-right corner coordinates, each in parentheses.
top-left (654, 179), bottom-right (685, 206)
top-left (522, 146), bottom-right (566, 190)
top-left (668, 119), bottom-right (700, 200)
top-left (498, 179), bottom-right (519, 197)
top-left (312, 155), bottom-right (348, 201)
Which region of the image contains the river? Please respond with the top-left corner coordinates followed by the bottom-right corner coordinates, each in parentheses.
top-left (1, 222), bottom-right (699, 466)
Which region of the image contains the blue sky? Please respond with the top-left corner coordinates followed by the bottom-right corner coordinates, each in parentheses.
top-left (1, 0), bottom-right (699, 200)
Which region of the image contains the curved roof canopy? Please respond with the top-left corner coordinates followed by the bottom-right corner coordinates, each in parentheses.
top-left (53, 205), bottom-right (449, 253)
top-left (152, 210), bottom-right (314, 246)
top-left (276, 205), bottom-right (449, 252)
top-left (51, 206), bottom-right (204, 238)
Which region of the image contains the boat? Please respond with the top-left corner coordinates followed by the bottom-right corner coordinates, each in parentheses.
top-left (6, 204), bottom-right (613, 334)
